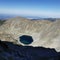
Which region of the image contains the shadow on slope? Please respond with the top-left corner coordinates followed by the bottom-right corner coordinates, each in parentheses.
top-left (0, 20), bottom-right (6, 25)
top-left (0, 40), bottom-right (60, 60)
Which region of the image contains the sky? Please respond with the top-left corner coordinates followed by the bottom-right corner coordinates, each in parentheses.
top-left (0, 0), bottom-right (60, 18)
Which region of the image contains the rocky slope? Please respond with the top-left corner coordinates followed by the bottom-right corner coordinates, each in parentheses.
top-left (0, 17), bottom-right (60, 52)
top-left (0, 40), bottom-right (59, 60)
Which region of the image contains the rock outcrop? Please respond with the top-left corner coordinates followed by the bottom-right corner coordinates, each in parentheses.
top-left (0, 17), bottom-right (60, 51)
top-left (0, 40), bottom-right (59, 60)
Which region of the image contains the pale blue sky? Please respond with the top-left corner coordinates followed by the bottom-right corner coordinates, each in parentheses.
top-left (0, 0), bottom-right (60, 18)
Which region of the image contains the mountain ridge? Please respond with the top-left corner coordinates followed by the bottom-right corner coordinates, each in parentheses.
top-left (0, 17), bottom-right (60, 52)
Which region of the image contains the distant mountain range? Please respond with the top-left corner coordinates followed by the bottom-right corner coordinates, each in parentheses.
top-left (0, 14), bottom-right (60, 21)
top-left (0, 14), bottom-right (16, 20)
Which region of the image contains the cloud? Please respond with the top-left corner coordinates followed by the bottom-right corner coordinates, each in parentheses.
top-left (0, 8), bottom-right (60, 18)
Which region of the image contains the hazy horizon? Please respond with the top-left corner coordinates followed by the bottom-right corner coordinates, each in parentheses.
top-left (0, 0), bottom-right (60, 18)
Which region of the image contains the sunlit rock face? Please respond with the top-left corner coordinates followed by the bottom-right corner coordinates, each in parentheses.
top-left (0, 17), bottom-right (60, 51)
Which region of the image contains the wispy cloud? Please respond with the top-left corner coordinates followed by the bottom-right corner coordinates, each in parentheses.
top-left (0, 8), bottom-right (60, 18)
